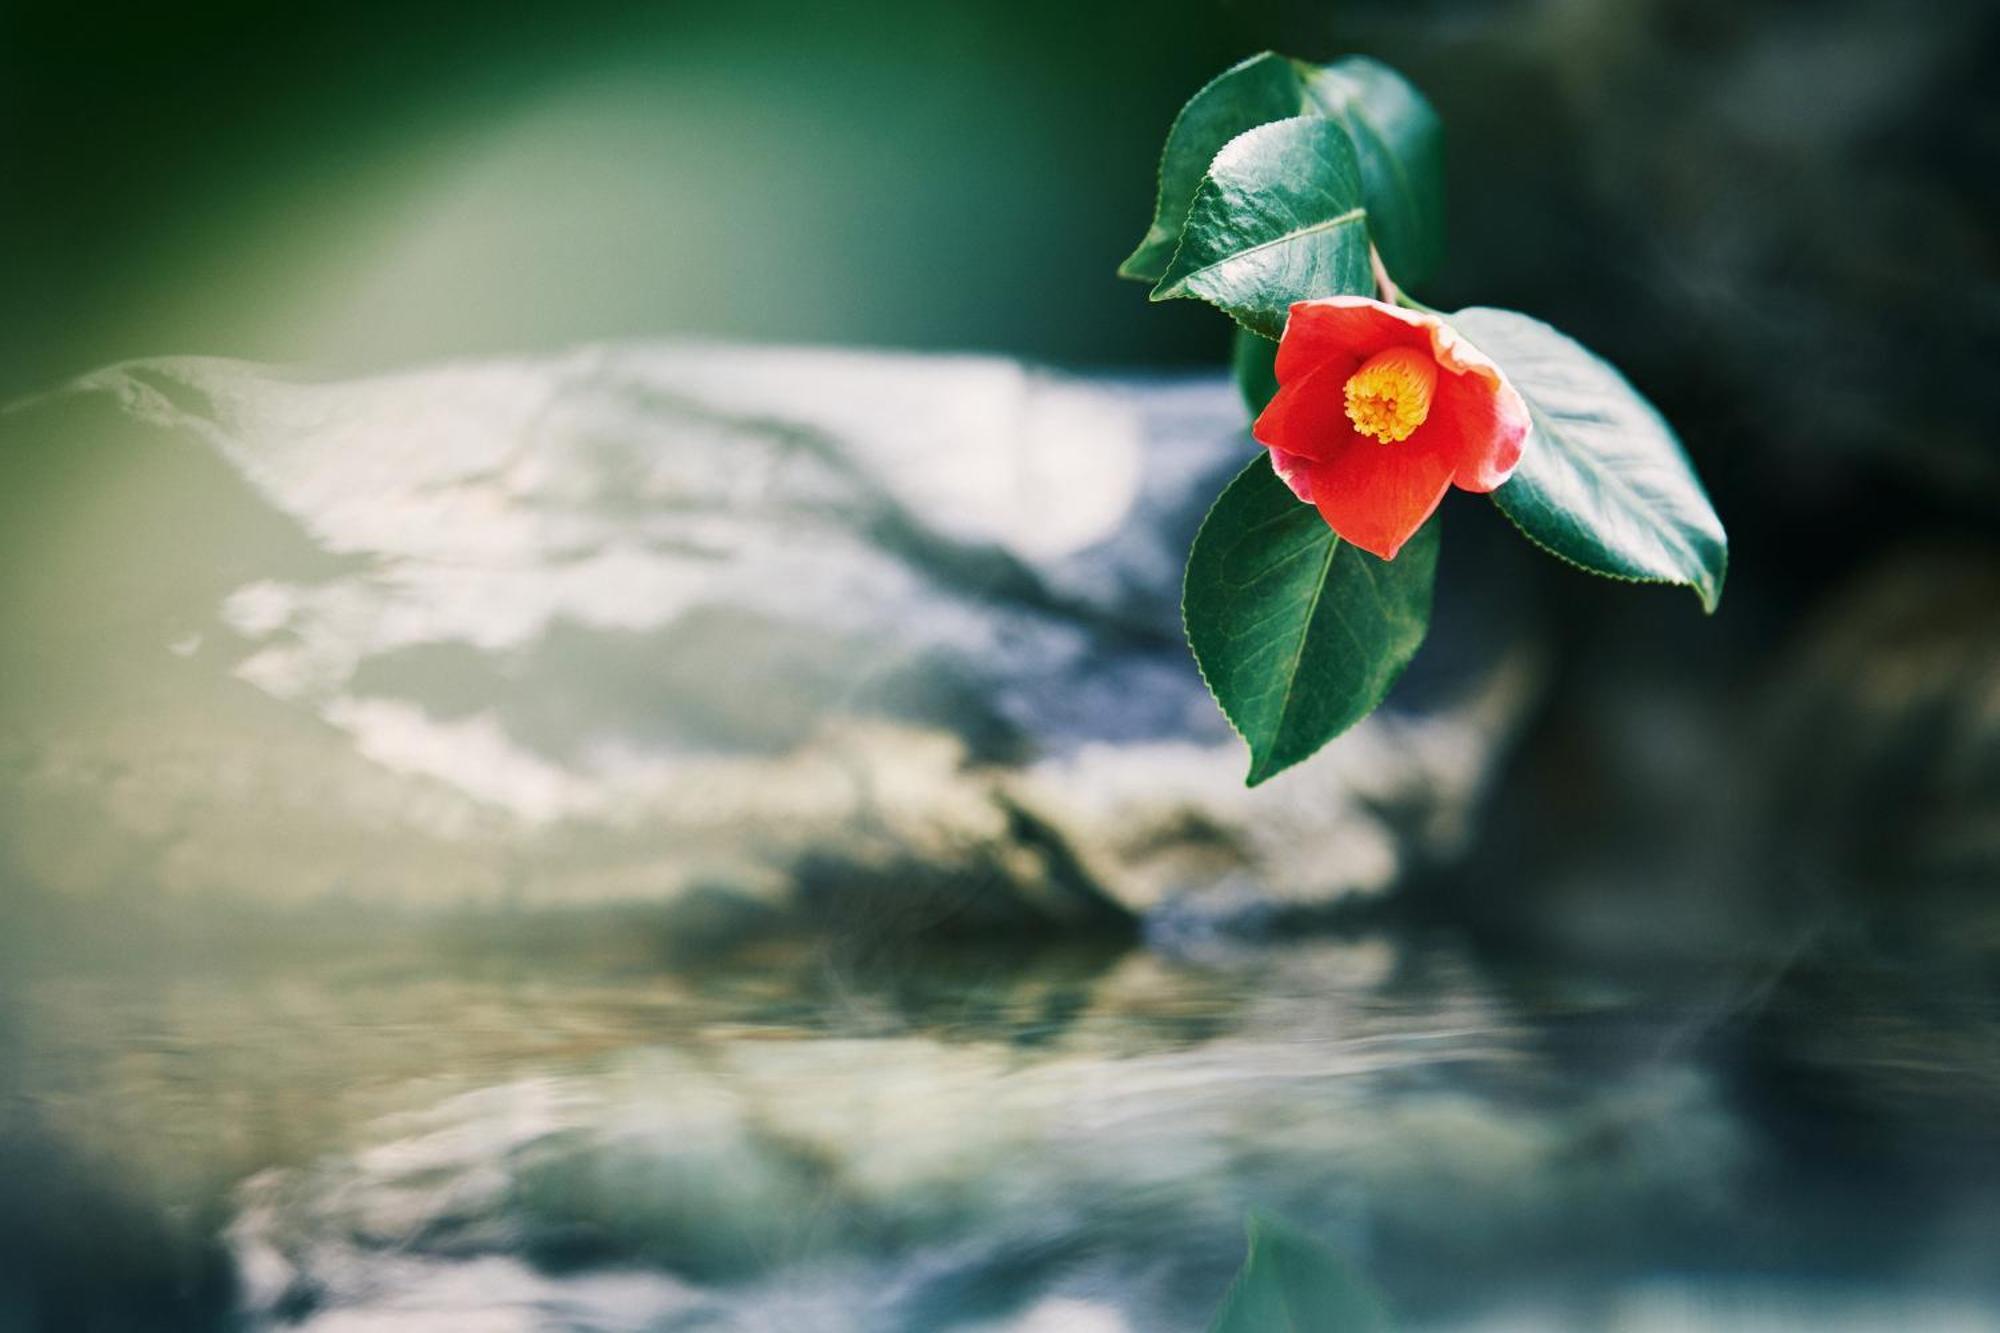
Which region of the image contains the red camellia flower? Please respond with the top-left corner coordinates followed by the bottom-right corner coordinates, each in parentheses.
top-left (1253, 296), bottom-right (1532, 560)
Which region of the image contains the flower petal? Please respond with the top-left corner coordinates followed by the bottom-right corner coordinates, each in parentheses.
top-left (1274, 297), bottom-right (1431, 385)
top-left (1255, 359), bottom-right (1363, 463)
top-left (1267, 446), bottom-right (1318, 503)
top-left (1430, 361), bottom-right (1531, 492)
top-left (1291, 431), bottom-right (1455, 561)
top-left (1257, 295), bottom-right (1530, 557)
top-left (1274, 295), bottom-right (1531, 493)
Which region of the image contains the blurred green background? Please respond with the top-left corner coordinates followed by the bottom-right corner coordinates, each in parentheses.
top-left (6, 0), bottom-right (1986, 442)
top-left (2, 0), bottom-right (1312, 392)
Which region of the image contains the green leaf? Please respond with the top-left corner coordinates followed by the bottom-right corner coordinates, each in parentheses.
top-left (1451, 307), bottom-right (1729, 612)
top-left (1121, 54), bottom-right (1446, 288)
top-left (1207, 1212), bottom-right (1396, 1333)
top-left (1151, 117), bottom-right (1373, 341)
top-left (1231, 327), bottom-right (1280, 416)
top-left (1301, 58), bottom-right (1445, 288)
top-left (1183, 458), bottom-right (1439, 786)
top-left (1120, 53), bottom-right (1314, 284)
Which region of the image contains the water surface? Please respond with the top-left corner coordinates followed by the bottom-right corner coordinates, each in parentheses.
top-left (5, 924), bottom-right (1995, 1331)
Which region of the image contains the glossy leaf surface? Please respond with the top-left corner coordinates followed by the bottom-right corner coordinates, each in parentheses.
top-left (1122, 53), bottom-right (1445, 287)
top-left (1120, 53), bottom-right (1313, 283)
top-left (1300, 57), bottom-right (1444, 286)
top-left (1151, 117), bottom-right (1372, 340)
top-left (1183, 458), bottom-right (1438, 785)
top-left (1453, 307), bottom-right (1728, 611)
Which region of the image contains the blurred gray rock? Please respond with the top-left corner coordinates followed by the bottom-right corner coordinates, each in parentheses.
top-left (0, 347), bottom-right (1530, 937)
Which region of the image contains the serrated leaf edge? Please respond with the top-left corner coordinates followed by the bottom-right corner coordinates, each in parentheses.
top-left (1468, 310), bottom-right (1729, 614)
top-left (1122, 51), bottom-right (1447, 292)
top-left (1119, 51), bottom-right (1292, 283)
top-left (1146, 116), bottom-right (1372, 340)
top-left (1180, 472), bottom-right (1274, 779)
top-left (1181, 462), bottom-right (1438, 786)
top-left (1297, 56), bottom-right (1444, 286)
top-left (1489, 486), bottom-right (1726, 613)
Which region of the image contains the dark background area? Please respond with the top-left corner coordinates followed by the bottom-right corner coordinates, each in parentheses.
top-left (2, 0), bottom-right (1300, 391)
top-left (4, 0), bottom-right (1992, 446)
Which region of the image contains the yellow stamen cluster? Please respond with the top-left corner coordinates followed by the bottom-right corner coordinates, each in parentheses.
top-left (1343, 345), bottom-right (1439, 444)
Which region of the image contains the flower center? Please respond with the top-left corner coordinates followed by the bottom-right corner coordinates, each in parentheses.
top-left (1343, 345), bottom-right (1439, 444)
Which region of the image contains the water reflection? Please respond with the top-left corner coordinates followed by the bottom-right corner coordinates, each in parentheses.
top-left (4, 928), bottom-right (1994, 1331)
